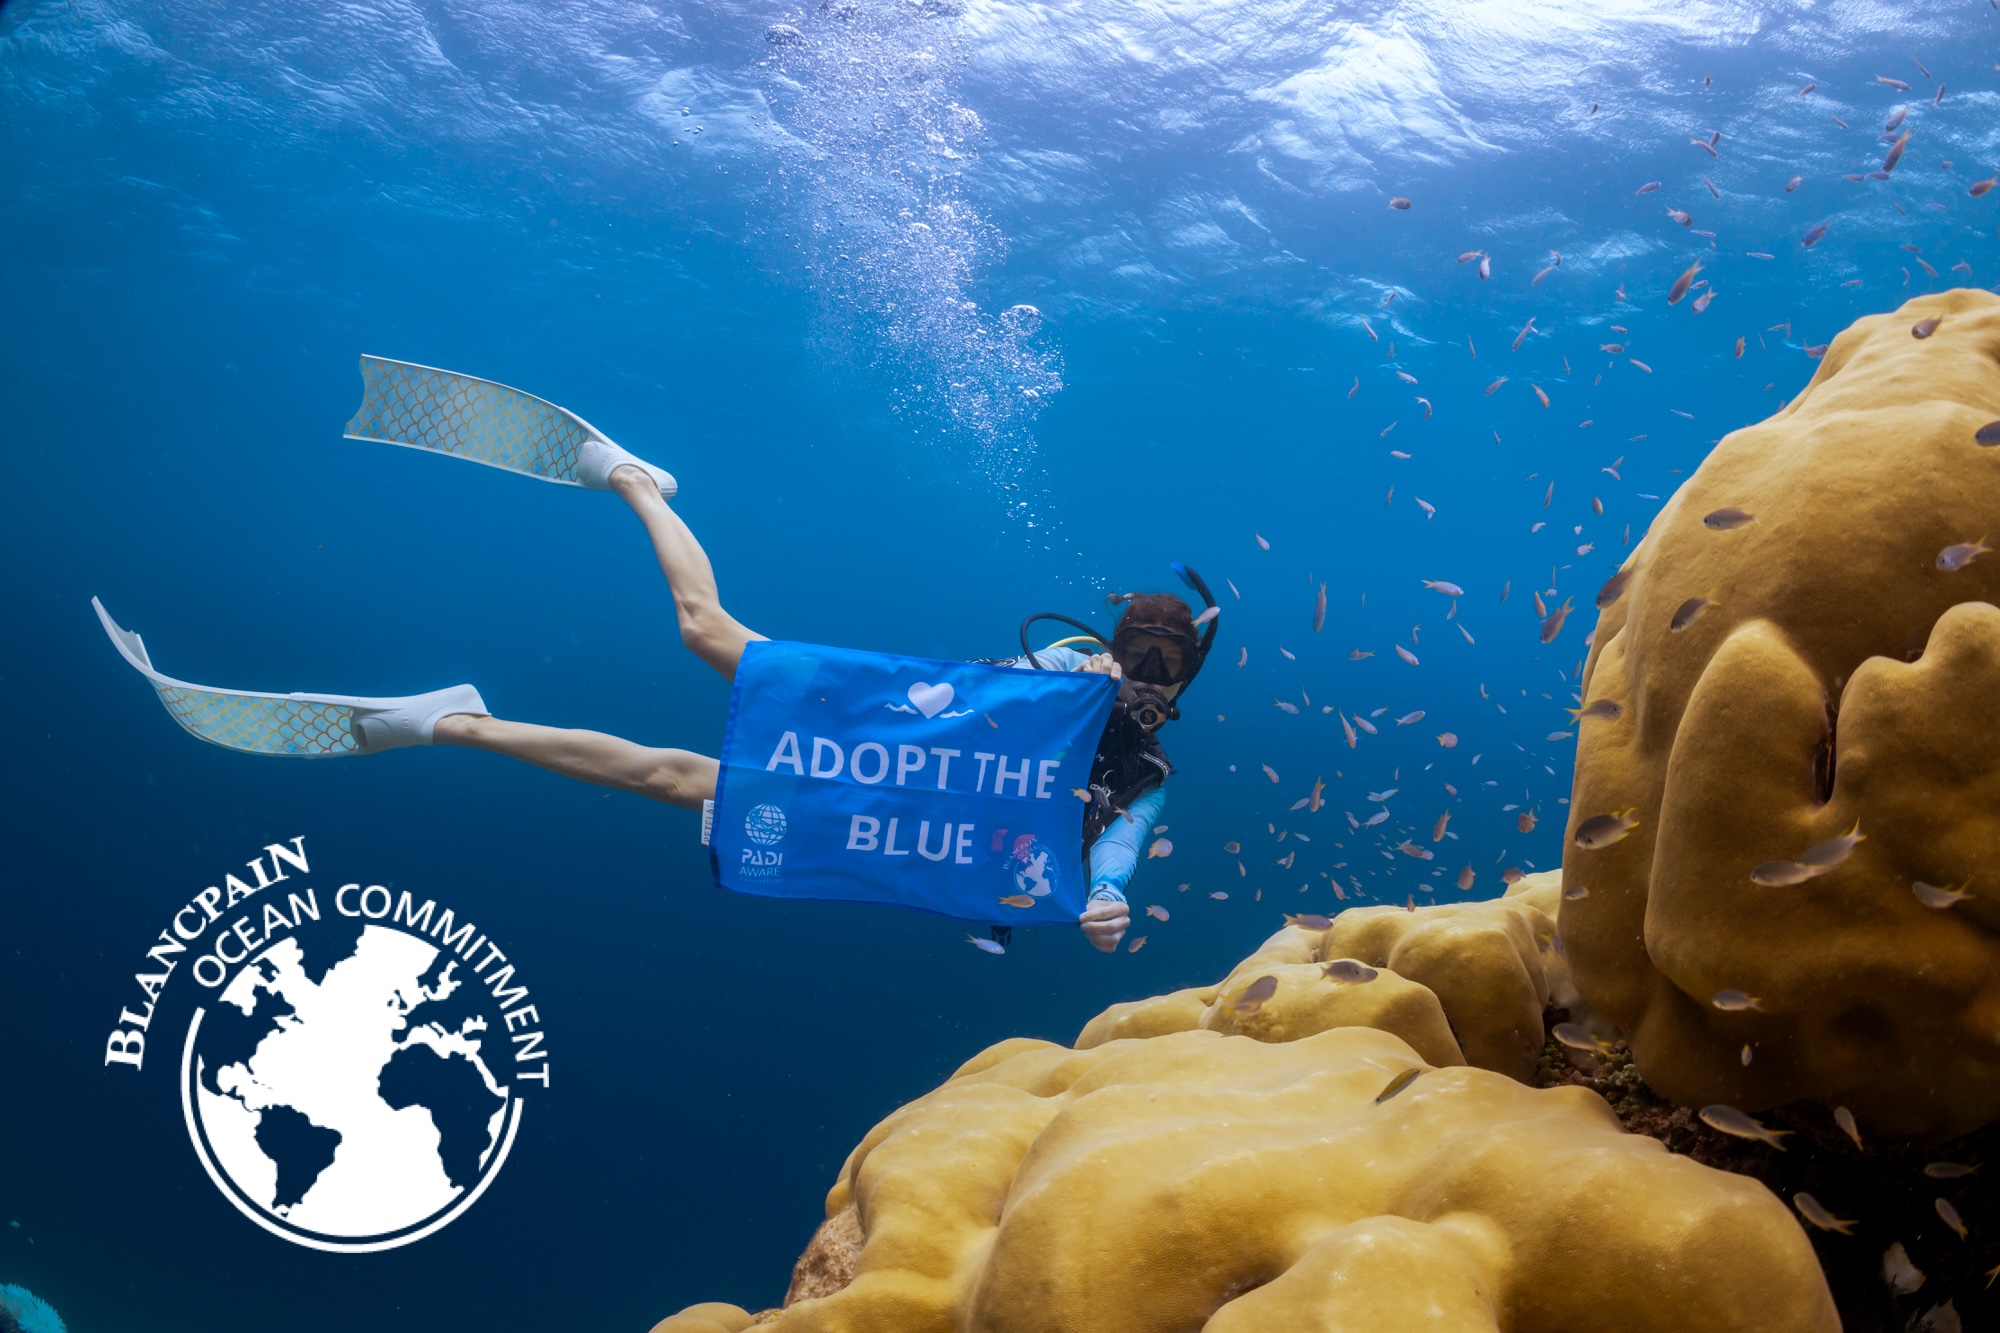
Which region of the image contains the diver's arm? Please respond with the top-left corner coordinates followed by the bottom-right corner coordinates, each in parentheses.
top-left (1077, 785), bottom-right (1165, 951)
top-left (1088, 785), bottom-right (1166, 903)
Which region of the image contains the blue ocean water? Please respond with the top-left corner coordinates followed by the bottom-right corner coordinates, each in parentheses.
top-left (0, 0), bottom-right (1990, 1326)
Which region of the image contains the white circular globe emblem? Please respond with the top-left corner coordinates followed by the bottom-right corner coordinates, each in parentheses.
top-left (180, 919), bottom-right (525, 1253)
top-left (744, 803), bottom-right (788, 846)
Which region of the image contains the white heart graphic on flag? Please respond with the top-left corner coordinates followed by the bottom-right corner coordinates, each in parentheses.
top-left (907, 681), bottom-right (955, 719)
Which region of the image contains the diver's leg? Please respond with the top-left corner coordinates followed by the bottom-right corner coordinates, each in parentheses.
top-left (434, 712), bottom-right (717, 810)
top-left (608, 465), bottom-right (767, 680)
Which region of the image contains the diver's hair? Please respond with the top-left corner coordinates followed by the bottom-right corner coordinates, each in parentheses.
top-left (1115, 592), bottom-right (1196, 638)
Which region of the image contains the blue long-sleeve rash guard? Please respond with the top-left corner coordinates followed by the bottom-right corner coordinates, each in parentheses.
top-left (1008, 645), bottom-right (1165, 906)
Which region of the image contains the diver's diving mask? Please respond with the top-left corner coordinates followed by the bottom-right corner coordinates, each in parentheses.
top-left (1017, 562), bottom-right (1219, 733)
top-left (1112, 629), bottom-right (1191, 688)
top-left (1108, 628), bottom-right (1196, 732)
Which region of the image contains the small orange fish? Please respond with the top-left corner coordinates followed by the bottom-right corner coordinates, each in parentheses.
top-left (1223, 841), bottom-right (1241, 854)
top-left (1517, 809), bottom-right (1538, 834)
top-left (1147, 838), bottom-right (1174, 859)
top-left (998, 894), bottom-right (1036, 908)
top-left (1533, 384), bottom-right (1550, 408)
top-left (1456, 865), bottom-right (1475, 890)
top-left (1285, 912), bottom-right (1333, 931)
top-left (1146, 904), bottom-right (1170, 922)
top-left (1501, 867), bottom-right (1524, 884)
top-left (1388, 196), bottom-right (1412, 210)
top-left (1734, 335), bottom-right (1745, 358)
top-left (1395, 644), bottom-right (1419, 665)
top-left (1703, 507), bottom-right (1755, 530)
top-left (1432, 811), bottom-right (1451, 841)
top-left (1437, 732), bottom-right (1457, 747)
top-left (1669, 260), bottom-right (1703, 304)
top-left (1539, 597), bottom-right (1574, 644)
top-left (1936, 1196), bottom-right (1969, 1240)
top-left (1485, 376), bottom-right (1508, 396)
top-left (1913, 317), bottom-right (1942, 339)
top-left (1126, 934), bottom-right (1147, 953)
top-left (1884, 131), bottom-right (1910, 173)
top-left (1261, 764), bottom-right (1280, 783)
top-left (1314, 582), bottom-right (1327, 633)
top-left (1972, 178), bottom-right (1998, 197)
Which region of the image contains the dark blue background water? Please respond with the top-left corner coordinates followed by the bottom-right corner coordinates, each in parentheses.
top-left (2, 0), bottom-right (1991, 1327)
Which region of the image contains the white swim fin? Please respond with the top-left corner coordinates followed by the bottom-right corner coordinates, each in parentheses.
top-left (343, 355), bottom-right (676, 499)
top-left (92, 598), bottom-right (485, 757)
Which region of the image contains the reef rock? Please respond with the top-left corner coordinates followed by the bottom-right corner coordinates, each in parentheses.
top-left (1078, 873), bottom-right (1578, 1082)
top-left (664, 880), bottom-right (1835, 1332)
top-left (748, 1024), bottom-right (1833, 1331)
top-left (1566, 289), bottom-right (2000, 1138)
top-left (650, 1302), bottom-right (757, 1333)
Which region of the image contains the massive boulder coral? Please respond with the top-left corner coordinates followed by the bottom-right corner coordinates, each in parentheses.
top-left (672, 1028), bottom-right (1832, 1331)
top-left (655, 882), bottom-right (1836, 1332)
top-left (1079, 874), bottom-right (1578, 1082)
top-left (1565, 288), bottom-right (2000, 1138)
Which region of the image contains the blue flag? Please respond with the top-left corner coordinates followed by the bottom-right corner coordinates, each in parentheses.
top-left (710, 641), bottom-right (1118, 924)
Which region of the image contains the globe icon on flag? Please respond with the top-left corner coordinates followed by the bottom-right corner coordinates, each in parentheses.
top-left (744, 803), bottom-right (788, 846)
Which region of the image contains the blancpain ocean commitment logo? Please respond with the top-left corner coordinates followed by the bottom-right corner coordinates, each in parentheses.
top-left (103, 836), bottom-right (549, 1253)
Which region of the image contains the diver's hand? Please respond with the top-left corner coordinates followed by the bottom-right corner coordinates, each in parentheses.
top-left (1078, 652), bottom-right (1123, 681)
top-left (1079, 897), bottom-right (1129, 952)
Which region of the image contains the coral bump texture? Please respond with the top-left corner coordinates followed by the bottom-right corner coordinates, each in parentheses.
top-left (659, 879), bottom-right (1835, 1332)
top-left (1566, 289), bottom-right (2000, 1138)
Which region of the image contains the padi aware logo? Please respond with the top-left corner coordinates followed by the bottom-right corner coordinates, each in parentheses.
top-left (103, 837), bottom-right (550, 1252)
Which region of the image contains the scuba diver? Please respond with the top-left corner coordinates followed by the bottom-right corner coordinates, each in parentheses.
top-left (94, 356), bottom-right (1214, 952)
